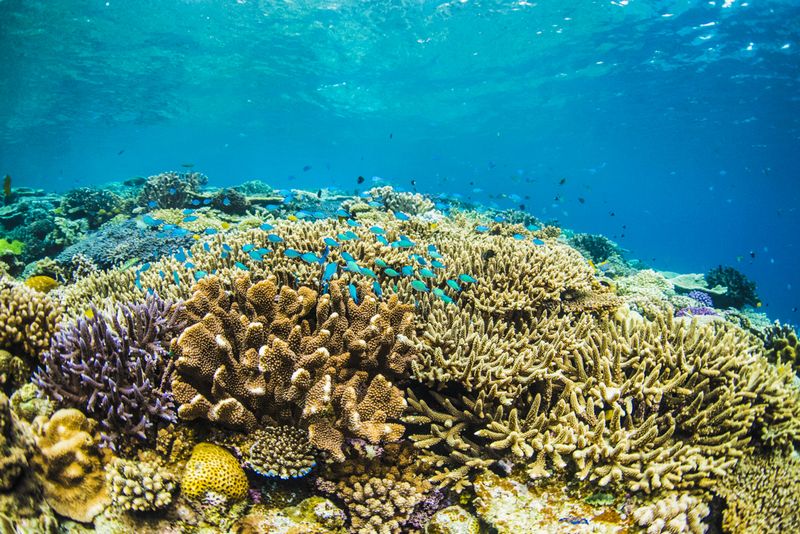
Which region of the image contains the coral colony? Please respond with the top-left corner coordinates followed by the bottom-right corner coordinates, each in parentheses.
top-left (0, 171), bottom-right (798, 532)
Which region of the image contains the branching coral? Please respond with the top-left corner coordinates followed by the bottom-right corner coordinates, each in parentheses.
top-left (0, 275), bottom-right (61, 370)
top-left (106, 457), bottom-right (176, 512)
top-left (171, 274), bottom-right (416, 460)
top-left (631, 492), bottom-right (709, 534)
top-left (61, 187), bottom-right (126, 228)
top-left (361, 186), bottom-right (435, 216)
top-left (34, 294), bottom-right (185, 447)
top-left (705, 265), bottom-right (759, 309)
top-left (138, 171), bottom-right (208, 209)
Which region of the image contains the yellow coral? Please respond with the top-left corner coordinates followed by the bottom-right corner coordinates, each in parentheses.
top-left (24, 275), bottom-right (59, 293)
top-left (181, 443), bottom-right (248, 503)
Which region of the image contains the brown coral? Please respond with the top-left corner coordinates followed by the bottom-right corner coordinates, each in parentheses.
top-left (32, 409), bottom-right (111, 522)
top-left (0, 275), bottom-right (61, 364)
top-left (171, 274), bottom-right (416, 460)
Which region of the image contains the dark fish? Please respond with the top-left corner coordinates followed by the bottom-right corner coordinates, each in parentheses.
top-left (117, 149), bottom-right (125, 155)
top-left (317, 189), bottom-right (322, 198)
top-left (357, 176), bottom-right (365, 184)
top-left (482, 250), bottom-right (496, 261)
top-left (303, 165), bottom-right (312, 172)
top-left (578, 197), bottom-right (585, 204)
top-left (750, 251), bottom-right (756, 259)
top-left (123, 176), bottom-right (147, 186)
top-left (181, 163), bottom-right (195, 168)
top-left (389, 133), bottom-right (393, 139)
top-left (559, 178), bottom-right (566, 185)
top-left (609, 211), bottom-right (615, 216)
top-left (519, 204), bottom-right (526, 210)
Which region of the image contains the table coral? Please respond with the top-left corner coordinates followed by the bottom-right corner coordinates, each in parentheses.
top-left (35, 294), bottom-right (185, 447)
top-left (31, 409), bottom-right (111, 523)
top-left (171, 274), bottom-right (416, 460)
top-left (181, 443), bottom-right (248, 504)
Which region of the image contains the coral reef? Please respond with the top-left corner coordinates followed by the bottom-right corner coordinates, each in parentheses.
top-left (213, 187), bottom-right (250, 213)
top-left (171, 274), bottom-right (416, 460)
top-left (232, 497), bottom-right (347, 534)
top-left (181, 442), bottom-right (248, 504)
top-left (631, 492), bottom-right (709, 534)
top-left (0, 348), bottom-right (29, 392)
top-left (764, 322), bottom-right (799, 374)
top-left (245, 425), bottom-right (317, 479)
top-left (568, 233), bottom-right (621, 263)
top-left (32, 409), bottom-right (111, 522)
top-left (425, 506), bottom-right (480, 534)
top-left (106, 457), bottom-right (176, 512)
top-left (138, 171), bottom-right (208, 209)
top-left (362, 186), bottom-right (436, 215)
top-left (712, 449), bottom-right (800, 534)
top-left (9, 382), bottom-right (54, 422)
top-left (705, 265), bottom-right (759, 308)
top-left (61, 187), bottom-right (126, 228)
top-left (35, 294), bottom-right (185, 446)
top-left (0, 390), bottom-right (35, 491)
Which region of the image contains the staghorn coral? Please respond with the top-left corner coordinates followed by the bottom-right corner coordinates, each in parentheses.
top-left (245, 425), bottom-right (317, 479)
top-left (181, 443), bottom-right (248, 504)
top-left (362, 185), bottom-right (435, 215)
top-left (171, 274), bottom-right (416, 460)
top-left (712, 449), bottom-right (800, 533)
top-left (0, 275), bottom-right (61, 367)
top-left (138, 171), bottom-right (208, 209)
top-left (32, 409), bottom-right (111, 523)
top-left (106, 457), bottom-right (177, 512)
top-left (35, 294), bottom-right (185, 447)
top-left (631, 492), bottom-right (709, 534)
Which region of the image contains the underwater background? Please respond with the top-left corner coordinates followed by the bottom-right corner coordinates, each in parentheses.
top-left (1, 0), bottom-right (798, 324)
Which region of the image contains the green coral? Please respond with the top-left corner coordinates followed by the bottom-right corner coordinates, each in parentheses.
top-left (0, 239), bottom-right (24, 256)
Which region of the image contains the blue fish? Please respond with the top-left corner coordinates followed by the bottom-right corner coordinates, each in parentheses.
top-left (222, 197), bottom-right (231, 206)
top-left (394, 211), bottom-right (410, 221)
top-left (420, 268), bottom-right (436, 278)
top-left (527, 224), bottom-right (540, 231)
top-left (343, 231), bottom-right (359, 240)
top-left (301, 252), bottom-right (320, 264)
top-left (182, 209), bottom-right (194, 215)
top-left (202, 243), bottom-right (210, 253)
top-left (410, 280), bottom-right (429, 292)
top-left (234, 262), bottom-right (249, 271)
top-left (446, 279), bottom-right (461, 292)
top-left (204, 228), bottom-right (218, 235)
top-left (139, 262), bottom-right (151, 272)
top-left (368, 201), bottom-right (382, 208)
top-left (512, 233), bottom-right (525, 240)
top-left (260, 222), bottom-right (274, 231)
top-left (168, 187), bottom-right (177, 195)
top-left (342, 251), bottom-right (356, 263)
top-left (384, 268), bottom-right (400, 277)
top-left (372, 281), bottom-right (383, 298)
top-left (222, 244), bottom-right (232, 251)
top-left (220, 251), bottom-right (229, 259)
top-left (393, 236), bottom-right (415, 248)
top-left (375, 259), bottom-right (388, 268)
top-left (174, 250), bottom-right (187, 262)
top-left (376, 235), bottom-right (390, 246)
top-left (203, 198), bottom-right (212, 205)
top-left (475, 225), bottom-right (490, 233)
top-left (284, 249), bottom-right (301, 258)
top-left (493, 215), bottom-right (505, 223)
top-left (312, 211), bottom-right (327, 219)
top-left (432, 288), bottom-right (454, 304)
top-left (142, 215), bottom-right (162, 227)
top-left (257, 248), bottom-right (270, 256)
top-left (134, 276), bottom-right (143, 291)
top-left (191, 199), bottom-right (201, 206)
top-left (248, 251), bottom-right (264, 261)
top-left (267, 234), bottom-right (284, 243)
top-left (295, 210), bottom-right (312, 219)
top-left (401, 266), bottom-right (414, 277)
top-left (361, 267), bottom-right (378, 279)
top-left (431, 260), bottom-right (446, 269)
top-left (413, 255), bottom-right (428, 266)
top-left (429, 250), bottom-right (443, 259)
top-left (335, 208), bottom-right (349, 218)
top-left (147, 200), bottom-right (158, 209)
top-left (369, 225), bottom-right (385, 235)
top-left (242, 244), bottom-right (255, 252)
top-left (194, 270), bottom-right (207, 281)
top-left (345, 261), bottom-right (361, 274)
top-left (163, 224), bottom-right (176, 231)
top-left (346, 219), bottom-right (361, 227)
top-left (323, 237), bottom-right (339, 247)
top-left (158, 270), bottom-right (166, 279)
top-left (533, 238), bottom-right (545, 246)
top-left (184, 262), bottom-right (195, 269)
top-left (172, 270), bottom-right (181, 285)
top-left (348, 283), bottom-right (359, 303)
top-left (459, 274), bottom-right (478, 284)
top-left (322, 262), bottom-right (338, 282)
top-left (183, 215), bottom-right (198, 222)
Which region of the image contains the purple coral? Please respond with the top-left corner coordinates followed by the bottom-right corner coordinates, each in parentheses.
top-left (687, 290), bottom-right (713, 308)
top-left (34, 294), bottom-right (185, 447)
top-left (675, 306), bottom-right (718, 318)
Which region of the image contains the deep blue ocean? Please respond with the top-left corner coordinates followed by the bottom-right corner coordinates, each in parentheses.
top-left (1, 0), bottom-right (798, 323)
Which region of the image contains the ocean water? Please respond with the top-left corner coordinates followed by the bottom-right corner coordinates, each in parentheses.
top-left (1, 0), bottom-right (798, 323)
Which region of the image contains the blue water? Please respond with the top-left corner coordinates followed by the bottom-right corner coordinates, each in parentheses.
top-left (1, 0), bottom-right (798, 322)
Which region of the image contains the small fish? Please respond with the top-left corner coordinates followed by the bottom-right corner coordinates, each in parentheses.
top-left (384, 268), bottom-right (400, 277)
top-left (512, 233), bottom-right (525, 240)
top-left (432, 288), bottom-right (454, 304)
top-left (475, 225), bottom-right (490, 233)
top-left (348, 283), bottom-right (359, 303)
top-left (345, 261), bottom-right (362, 274)
top-left (532, 238), bottom-right (545, 245)
top-left (301, 252), bottom-right (320, 264)
top-left (323, 237), bottom-right (339, 247)
top-left (174, 250), bottom-right (187, 262)
top-left (194, 270), bottom-right (207, 281)
top-left (392, 238), bottom-right (415, 248)
top-left (204, 228), bottom-right (218, 235)
top-left (361, 267), bottom-right (378, 279)
top-left (287, 214), bottom-right (299, 222)
top-left (158, 270), bottom-right (166, 279)
top-left (222, 244), bottom-right (232, 251)
top-left (493, 215), bottom-right (505, 223)
top-left (526, 224), bottom-right (540, 231)
top-left (446, 279), bottom-right (461, 292)
top-left (401, 266), bottom-right (415, 277)
top-left (172, 270), bottom-right (181, 285)
top-left (191, 199), bottom-right (201, 206)
top-left (394, 211), bottom-right (410, 221)
top-left (429, 250), bottom-right (443, 260)
top-left (322, 262), bottom-right (338, 282)
top-left (410, 280), bottom-right (429, 292)
top-left (372, 280), bottom-right (383, 298)
top-left (312, 211), bottom-right (327, 219)
top-left (182, 208), bottom-right (194, 214)
top-left (578, 197), bottom-right (585, 204)
top-left (284, 249), bottom-right (301, 258)
top-left (234, 261), bottom-right (249, 271)
top-left (242, 244), bottom-right (255, 252)
top-left (346, 219), bottom-right (361, 227)
top-left (420, 268), bottom-right (436, 278)
top-left (142, 215), bottom-right (162, 227)
top-left (303, 165), bottom-right (312, 172)
top-left (221, 222), bottom-right (231, 230)
top-left (376, 235), bottom-right (390, 246)
top-left (267, 234), bottom-right (284, 243)
top-left (220, 251), bottom-right (229, 259)
top-left (147, 200), bottom-right (158, 209)
top-left (138, 262), bottom-right (151, 272)
top-left (412, 255), bottom-right (428, 266)
top-left (181, 163), bottom-right (195, 168)
top-left (342, 252), bottom-right (356, 263)
top-left (431, 260), bottom-right (446, 269)
top-left (559, 178), bottom-right (567, 185)
top-left (168, 187), bottom-right (177, 195)
top-left (335, 208), bottom-right (350, 218)
top-left (183, 215), bottom-right (198, 222)
top-left (368, 201), bottom-right (383, 208)
top-left (260, 222), bottom-right (274, 231)
top-left (295, 210), bottom-right (312, 219)
top-left (357, 176), bottom-right (365, 184)
top-left (135, 276), bottom-right (143, 291)
top-left (375, 259), bottom-right (388, 268)
top-left (222, 197), bottom-right (231, 207)
top-left (459, 274), bottom-right (478, 284)
top-left (203, 198), bottom-right (212, 205)
top-left (84, 308), bottom-right (95, 319)
top-left (248, 251), bottom-right (264, 261)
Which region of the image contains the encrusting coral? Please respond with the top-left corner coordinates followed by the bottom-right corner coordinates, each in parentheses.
top-left (171, 274), bottom-right (416, 460)
top-left (106, 457), bottom-right (176, 512)
top-left (245, 425), bottom-right (317, 479)
top-left (32, 409), bottom-right (111, 523)
top-left (181, 442), bottom-right (248, 504)
top-left (35, 293), bottom-right (185, 447)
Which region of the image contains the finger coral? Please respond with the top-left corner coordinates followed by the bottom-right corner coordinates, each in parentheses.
top-left (0, 275), bottom-right (61, 365)
top-left (631, 492), bottom-right (709, 534)
top-left (171, 274), bottom-right (416, 460)
top-left (106, 457), bottom-right (176, 512)
top-left (32, 409), bottom-right (111, 523)
top-left (34, 293), bottom-right (185, 447)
